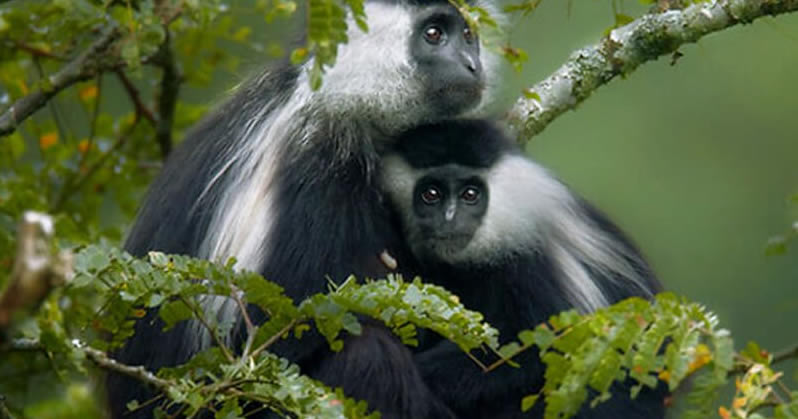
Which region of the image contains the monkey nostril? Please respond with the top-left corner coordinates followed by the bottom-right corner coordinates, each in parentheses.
top-left (463, 54), bottom-right (478, 74)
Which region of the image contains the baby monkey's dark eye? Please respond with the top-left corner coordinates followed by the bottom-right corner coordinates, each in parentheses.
top-left (461, 186), bottom-right (480, 204)
top-left (421, 186), bottom-right (442, 204)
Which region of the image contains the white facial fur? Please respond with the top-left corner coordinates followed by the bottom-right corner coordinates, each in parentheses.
top-left (380, 153), bottom-right (652, 313)
top-left (313, 2), bottom-right (419, 132)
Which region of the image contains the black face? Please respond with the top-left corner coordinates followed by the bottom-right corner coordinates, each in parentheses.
top-left (410, 4), bottom-right (484, 116)
top-left (410, 165), bottom-right (488, 261)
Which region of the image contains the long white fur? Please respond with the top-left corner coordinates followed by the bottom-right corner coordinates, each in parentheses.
top-left (188, 2), bottom-right (503, 350)
top-left (380, 153), bottom-right (652, 314)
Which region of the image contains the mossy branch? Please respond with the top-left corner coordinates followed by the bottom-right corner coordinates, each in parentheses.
top-left (506, 0), bottom-right (798, 142)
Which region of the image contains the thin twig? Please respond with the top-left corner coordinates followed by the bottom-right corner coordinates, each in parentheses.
top-left (0, 25), bottom-right (120, 137)
top-left (250, 320), bottom-right (297, 360)
top-left (83, 344), bottom-right (173, 390)
top-left (464, 349), bottom-right (489, 372)
top-left (12, 41), bottom-right (67, 61)
top-left (177, 295), bottom-right (235, 363)
top-left (73, 73), bottom-right (103, 176)
top-left (731, 342), bottom-right (798, 375)
top-left (231, 286), bottom-right (256, 358)
top-left (52, 114), bottom-right (141, 212)
top-left (115, 70), bottom-right (156, 126)
top-left (772, 342), bottom-right (798, 365)
top-left (3, 338), bottom-right (42, 352)
top-left (747, 400), bottom-right (780, 415)
top-left (32, 58), bottom-right (69, 144)
top-left (775, 379), bottom-right (793, 402)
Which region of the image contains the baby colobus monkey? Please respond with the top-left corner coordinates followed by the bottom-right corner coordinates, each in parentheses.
top-left (108, 1), bottom-right (503, 417)
top-left (381, 120), bottom-right (666, 418)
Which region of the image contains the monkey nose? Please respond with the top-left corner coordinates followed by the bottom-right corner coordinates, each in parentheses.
top-left (461, 53), bottom-right (479, 74)
top-left (445, 205), bottom-right (457, 221)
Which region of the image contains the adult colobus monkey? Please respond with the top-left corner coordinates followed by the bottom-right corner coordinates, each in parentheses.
top-left (107, 1), bottom-right (501, 417)
top-left (380, 120), bottom-right (666, 418)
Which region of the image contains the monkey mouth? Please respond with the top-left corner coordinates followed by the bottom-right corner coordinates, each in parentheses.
top-left (424, 233), bottom-right (473, 252)
top-left (429, 83), bottom-right (484, 116)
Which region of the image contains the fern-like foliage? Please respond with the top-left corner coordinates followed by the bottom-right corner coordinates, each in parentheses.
top-left (490, 294), bottom-right (734, 419)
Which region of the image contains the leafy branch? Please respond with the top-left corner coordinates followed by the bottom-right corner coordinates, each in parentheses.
top-left (0, 25), bottom-right (120, 137)
top-left (72, 249), bottom-right (498, 417)
top-left (0, 212), bottom-right (499, 417)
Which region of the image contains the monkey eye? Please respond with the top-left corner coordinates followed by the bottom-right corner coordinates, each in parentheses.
top-left (420, 186), bottom-right (442, 204)
top-left (463, 26), bottom-right (475, 44)
top-left (423, 25), bottom-right (445, 44)
top-left (460, 186), bottom-right (480, 204)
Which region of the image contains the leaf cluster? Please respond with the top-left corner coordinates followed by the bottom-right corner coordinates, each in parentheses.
top-left (493, 294), bottom-right (734, 418)
top-left (33, 244), bottom-right (496, 417)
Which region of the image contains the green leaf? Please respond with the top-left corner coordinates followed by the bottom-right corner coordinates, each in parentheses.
top-left (503, 0), bottom-right (542, 16)
top-left (216, 399), bottom-right (244, 419)
top-left (87, 249), bottom-right (111, 272)
top-left (518, 329), bottom-right (535, 346)
top-left (523, 89), bottom-right (541, 102)
top-left (126, 399), bottom-right (140, 413)
top-left (614, 13), bottom-right (635, 27)
top-left (533, 324), bottom-right (555, 350)
top-left (341, 312), bottom-right (362, 335)
top-left (740, 341), bottom-right (770, 364)
top-left (159, 300), bottom-right (194, 329)
top-left (498, 341), bottom-right (522, 359)
top-left (148, 251), bottom-right (171, 267)
top-left (120, 40), bottom-right (141, 72)
top-left (521, 394), bottom-right (540, 412)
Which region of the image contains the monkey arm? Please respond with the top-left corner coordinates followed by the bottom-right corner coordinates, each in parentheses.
top-left (415, 338), bottom-right (545, 418)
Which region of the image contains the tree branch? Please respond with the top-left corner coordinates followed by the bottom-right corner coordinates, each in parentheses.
top-left (116, 70), bottom-right (157, 126)
top-left (81, 344), bottom-right (173, 391)
top-left (773, 342), bottom-right (798, 365)
top-left (506, 0), bottom-right (798, 142)
top-left (0, 25), bottom-right (120, 138)
top-left (151, 35), bottom-right (182, 159)
top-left (12, 41), bottom-right (67, 61)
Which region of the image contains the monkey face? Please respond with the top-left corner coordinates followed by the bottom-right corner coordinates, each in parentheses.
top-left (410, 3), bottom-right (485, 117)
top-left (311, 1), bottom-right (489, 132)
top-left (408, 168), bottom-right (489, 264)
